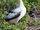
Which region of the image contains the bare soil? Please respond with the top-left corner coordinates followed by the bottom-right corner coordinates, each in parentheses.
top-left (25, 25), bottom-right (40, 30)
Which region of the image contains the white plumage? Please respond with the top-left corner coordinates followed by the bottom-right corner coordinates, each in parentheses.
top-left (5, 0), bottom-right (26, 25)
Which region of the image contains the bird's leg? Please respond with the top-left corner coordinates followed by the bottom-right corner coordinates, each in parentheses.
top-left (15, 20), bottom-right (19, 26)
top-left (15, 22), bottom-right (18, 26)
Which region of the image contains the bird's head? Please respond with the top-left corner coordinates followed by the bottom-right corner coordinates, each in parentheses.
top-left (18, 0), bottom-right (22, 2)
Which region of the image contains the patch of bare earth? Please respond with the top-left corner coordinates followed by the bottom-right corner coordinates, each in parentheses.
top-left (25, 25), bottom-right (40, 30)
top-left (25, 13), bottom-right (40, 30)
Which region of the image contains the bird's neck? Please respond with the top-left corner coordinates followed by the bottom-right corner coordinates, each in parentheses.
top-left (17, 0), bottom-right (24, 7)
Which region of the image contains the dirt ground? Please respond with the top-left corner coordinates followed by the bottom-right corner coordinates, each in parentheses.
top-left (25, 25), bottom-right (40, 30)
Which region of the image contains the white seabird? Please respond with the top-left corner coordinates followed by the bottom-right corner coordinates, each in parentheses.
top-left (5, 0), bottom-right (26, 25)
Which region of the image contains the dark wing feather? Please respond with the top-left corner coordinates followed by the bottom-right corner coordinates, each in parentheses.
top-left (5, 12), bottom-right (21, 21)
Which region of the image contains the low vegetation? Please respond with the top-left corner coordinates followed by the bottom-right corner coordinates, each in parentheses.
top-left (0, 0), bottom-right (40, 30)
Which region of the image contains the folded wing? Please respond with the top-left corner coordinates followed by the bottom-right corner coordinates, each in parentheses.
top-left (5, 11), bottom-right (21, 21)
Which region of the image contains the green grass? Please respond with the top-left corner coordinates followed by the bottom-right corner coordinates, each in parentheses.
top-left (0, 0), bottom-right (40, 30)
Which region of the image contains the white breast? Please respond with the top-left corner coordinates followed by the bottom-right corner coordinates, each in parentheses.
top-left (18, 6), bottom-right (26, 21)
